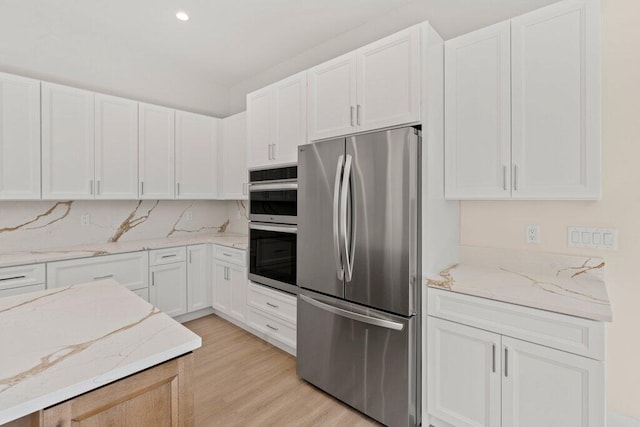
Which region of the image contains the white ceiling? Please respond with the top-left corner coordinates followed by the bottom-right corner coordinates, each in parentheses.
top-left (0, 0), bottom-right (560, 114)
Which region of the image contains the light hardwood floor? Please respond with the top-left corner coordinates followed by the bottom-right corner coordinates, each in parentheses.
top-left (185, 315), bottom-right (380, 427)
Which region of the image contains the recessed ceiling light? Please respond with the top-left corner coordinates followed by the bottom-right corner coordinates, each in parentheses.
top-left (176, 11), bottom-right (189, 21)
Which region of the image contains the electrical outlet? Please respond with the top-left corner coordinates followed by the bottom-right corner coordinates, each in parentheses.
top-left (80, 213), bottom-right (90, 226)
top-left (185, 211), bottom-right (193, 221)
top-left (526, 225), bottom-right (540, 244)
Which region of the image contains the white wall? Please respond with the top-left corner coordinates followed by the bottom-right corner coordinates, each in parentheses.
top-left (459, 0), bottom-right (640, 420)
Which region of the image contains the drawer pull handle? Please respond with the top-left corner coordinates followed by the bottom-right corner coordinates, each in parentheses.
top-left (266, 302), bottom-right (279, 308)
top-left (266, 324), bottom-right (279, 331)
top-left (223, 253), bottom-right (233, 257)
top-left (93, 274), bottom-right (114, 281)
top-left (0, 275), bottom-right (26, 282)
top-left (161, 254), bottom-right (177, 258)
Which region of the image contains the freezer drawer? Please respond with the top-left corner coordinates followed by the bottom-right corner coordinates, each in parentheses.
top-left (297, 293), bottom-right (417, 427)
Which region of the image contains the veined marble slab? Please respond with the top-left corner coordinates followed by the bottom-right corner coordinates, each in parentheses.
top-left (0, 280), bottom-right (202, 424)
top-left (426, 246), bottom-right (612, 322)
top-left (0, 233), bottom-right (247, 268)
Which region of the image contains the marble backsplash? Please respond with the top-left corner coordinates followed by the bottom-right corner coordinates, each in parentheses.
top-left (0, 200), bottom-right (249, 254)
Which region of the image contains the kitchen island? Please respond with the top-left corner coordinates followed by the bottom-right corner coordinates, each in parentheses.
top-left (0, 279), bottom-right (201, 426)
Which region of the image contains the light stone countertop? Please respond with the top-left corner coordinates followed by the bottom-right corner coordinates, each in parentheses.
top-left (426, 246), bottom-right (612, 322)
top-left (0, 279), bottom-right (202, 424)
top-left (0, 233), bottom-right (248, 268)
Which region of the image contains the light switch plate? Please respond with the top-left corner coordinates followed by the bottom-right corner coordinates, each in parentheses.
top-left (567, 226), bottom-right (618, 250)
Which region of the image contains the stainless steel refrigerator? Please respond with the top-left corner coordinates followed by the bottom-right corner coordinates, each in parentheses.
top-left (297, 126), bottom-right (420, 427)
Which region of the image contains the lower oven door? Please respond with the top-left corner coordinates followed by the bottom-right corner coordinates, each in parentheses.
top-left (297, 292), bottom-right (417, 427)
top-left (249, 222), bottom-right (298, 294)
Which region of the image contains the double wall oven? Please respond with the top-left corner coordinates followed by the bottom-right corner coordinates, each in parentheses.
top-left (248, 166), bottom-right (298, 295)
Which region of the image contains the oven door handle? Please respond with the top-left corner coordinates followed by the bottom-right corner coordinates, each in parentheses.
top-left (249, 223), bottom-right (298, 234)
top-left (249, 182), bottom-right (298, 192)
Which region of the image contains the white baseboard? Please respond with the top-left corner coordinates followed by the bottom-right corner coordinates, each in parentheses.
top-left (175, 307), bottom-right (215, 323)
top-left (609, 412), bottom-right (640, 427)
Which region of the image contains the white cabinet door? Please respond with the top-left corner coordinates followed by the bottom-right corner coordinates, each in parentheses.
top-left (511, 0), bottom-right (600, 199)
top-left (139, 103), bottom-right (175, 199)
top-left (187, 244), bottom-right (209, 312)
top-left (274, 72), bottom-right (306, 164)
top-left (247, 88), bottom-right (274, 169)
top-left (42, 83), bottom-right (95, 200)
top-left (356, 27), bottom-right (420, 132)
top-left (150, 262), bottom-right (187, 317)
top-left (219, 111), bottom-right (247, 199)
top-left (307, 52), bottom-right (357, 141)
top-left (212, 261), bottom-right (231, 313)
top-left (502, 336), bottom-right (605, 427)
top-left (228, 264), bottom-right (247, 323)
top-left (94, 94), bottom-right (138, 199)
top-left (175, 111), bottom-right (218, 199)
top-left (0, 73), bottom-right (40, 200)
top-left (444, 21), bottom-right (511, 200)
top-left (428, 317), bottom-right (501, 427)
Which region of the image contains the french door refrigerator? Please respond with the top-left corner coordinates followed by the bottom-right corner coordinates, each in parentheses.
top-left (297, 126), bottom-right (420, 427)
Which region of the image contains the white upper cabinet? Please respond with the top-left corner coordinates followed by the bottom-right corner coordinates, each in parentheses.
top-left (94, 94), bottom-right (139, 199)
top-left (307, 53), bottom-right (357, 141)
top-left (219, 111), bottom-right (248, 199)
top-left (511, 0), bottom-right (601, 199)
top-left (139, 103), bottom-right (175, 199)
top-left (308, 26), bottom-right (421, 141)
top-left (356, 26), bottom-right (420, 132)
top-left (445, 0), bottom-right (601, 200)
top-left (0, 73), bottom-right (40, 200)
top-left (247, 71), bottom-right (306, 169)
top-left (247, 88), bottom-right (274, 169)
top-left (42, 83), bottom-right (95, 200)
top-left (175, 111), bottom-right (218, 199)
top-left (445, 22), bottom-right (512, 199)
top-left (502, 336), bottom-right (604, 427)
top-left (274, 72), bottom-right (307, 165)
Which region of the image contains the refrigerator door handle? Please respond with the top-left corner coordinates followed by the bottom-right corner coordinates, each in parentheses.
top-left (300, 295), bottom-right (404, 331)
top-left (333, 155), bottom-right (345, 280)
top-left (340, 154), bottom-right (354, 282)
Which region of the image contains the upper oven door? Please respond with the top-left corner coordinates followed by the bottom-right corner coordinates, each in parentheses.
top-left (249, 180), bottom-right (298, 224)
top-left (249, 222), bottom-right (297, 292)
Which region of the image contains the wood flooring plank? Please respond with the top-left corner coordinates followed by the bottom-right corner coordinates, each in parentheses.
top-left (184, 315), bottom-right (380, 427)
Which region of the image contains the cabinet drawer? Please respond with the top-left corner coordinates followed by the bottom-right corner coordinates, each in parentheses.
top-left (248, 308), bottom-right (296, 349)
top-left (47, 252), bottom-right (149, 291)
top-left (149, 246), bottom-right (186, 266)
top-left (0, 264), bottom-right (45, 291)
top-left (0, 283), bottom-right (45, 299)
top-left (248, 282), bottom-right (296, 324)
top-left (428, 288), bottom-right (605, 360)
top-left (214, 245), bottom-right (246, 266)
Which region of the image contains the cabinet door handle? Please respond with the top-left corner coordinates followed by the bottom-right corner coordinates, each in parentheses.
top-left (90, 180), bottom-right (94, 195)
top-left (176, 182), bottom-right (180, 196)
top-left (266, 324), bottom-right (279, 331)
top-left (492, 344), bottom-right (496, 373)
top-left (266, 302), bottom-right (279, 308)
top-left (503, 166), bottom-right (508, 191)
top-left (189, 251), bottom-right (192, 264)
top-left (356, 104), bottom-right (362, 126)
top-left (350, 106), bottom-right (355, 126)
top-left (271, 144), bottom-right (276, 160)
top-left (513, 164), bottom-right (519, 191)
top-left (151, 271), bottom-right (155, 286)
top-left (141, 181), bottom-right (144, 196)
top-left (504, 347), bottom-right (509, 377)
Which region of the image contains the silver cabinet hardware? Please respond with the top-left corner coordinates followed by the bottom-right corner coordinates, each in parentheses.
top-left (356, 104), bottom-right (362, 125)
top-left (223, 253), bottom-right (232, 257)
top-left (161, 254), bottom-right (177, 259)
top-left (90, 180), bottom-right (94, 195)
top-left (350, 106), bottom-right (355, 126)
top-left (266, 324), bottom-right (279, 331)
top-left (266, 302), bottom-right (279, 308)
top-left (492, 344), bottom-right (496, 373)
top-left (504, 347), bottom-right (509, 377)
top-left (513, 164), bottom-right (519, 191)
top-left (141, 181), bottom-right (144, 195)
top-left (189, 251), bottom-right (192, 264)
top-left (151, 271), bottom-right (155, 286)
top-left (271, 143), bottom-right (276, 160)
top-left (93, 274), bottom-right (114, 281)
top-left (503, 166), bottom-right (508, 191)
top-left (177, 182), bottom-right (180, 196)
top-left (0, 275), bottom-right (26, 282)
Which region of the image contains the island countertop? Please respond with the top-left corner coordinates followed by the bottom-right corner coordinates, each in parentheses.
top-left (0, 279), bottom-right (202, 424)
top-left (425, 246), bottom-right (612, 322)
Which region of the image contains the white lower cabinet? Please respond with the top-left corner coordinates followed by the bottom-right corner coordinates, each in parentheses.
top-left (247, 282), bottom-right (297, 353)
top-left (150, 262), bottom-right (187, 318)
top-left (187, 244), bottom-right (209, 312)
top-left (0, 263), bottom-right (46, 298)
top-left (211, 245), bottom-right (247, 323)
top-left (427, 289), bottom-right (605, 427)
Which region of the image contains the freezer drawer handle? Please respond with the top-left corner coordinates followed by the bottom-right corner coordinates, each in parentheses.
top-left (300, 295), bottom-right (404, 331)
